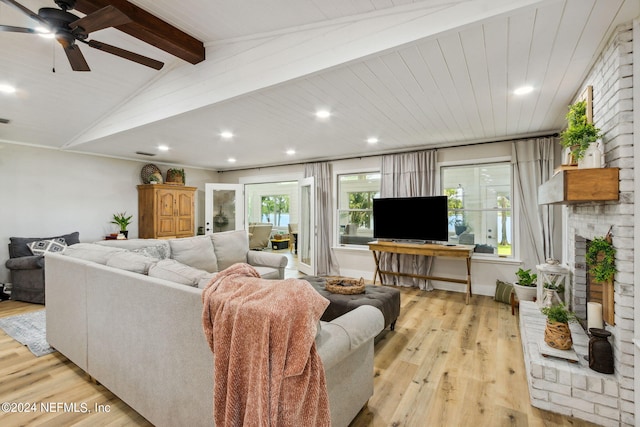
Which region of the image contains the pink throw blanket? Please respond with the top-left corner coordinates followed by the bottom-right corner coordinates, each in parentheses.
top-left (202, 263), bottom-right (331, 426)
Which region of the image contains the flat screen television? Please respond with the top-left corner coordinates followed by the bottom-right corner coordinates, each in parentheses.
top-left (373, 196), bottom-right (449, 243)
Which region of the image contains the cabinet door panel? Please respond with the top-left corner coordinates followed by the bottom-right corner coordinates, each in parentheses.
top-left (176, 218), bottom-right (193, 235)
top-left (177, 192), bottom-right (194, 216)
top-left (158, 218), bottom-right (176, 236)
top-left (157, 190), bottom-right (176, 236)
top-left (158, 191), bottom-right (176, 217)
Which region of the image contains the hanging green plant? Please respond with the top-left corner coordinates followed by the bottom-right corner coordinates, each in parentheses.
top-left (586, 236), bottom-right (616, 283)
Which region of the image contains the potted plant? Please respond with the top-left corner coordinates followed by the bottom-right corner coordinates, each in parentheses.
top-left (166, 168), bottom-right (185, 184)
top-left (559, 100), bottom-right (602, 164)
top-left (111, 212), bottom-right (133, 238)
top-left (513, 267), bottom-right (538, 302)
top-left (541, 303), bottom-right (576, 350)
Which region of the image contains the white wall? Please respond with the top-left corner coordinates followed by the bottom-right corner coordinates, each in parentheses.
top-left (220, 146), bottom-right (527, 297)
top-left (0, 143), bottom-right (217, 283)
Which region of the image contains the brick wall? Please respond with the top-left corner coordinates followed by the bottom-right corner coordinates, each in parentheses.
top-left (564, 22), bottom-right (635, 426)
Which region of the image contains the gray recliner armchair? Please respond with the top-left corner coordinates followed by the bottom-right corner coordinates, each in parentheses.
top-left (5, 231), bottom-right (80, 304)
top-left (248, 223), bottom-right (273, 250)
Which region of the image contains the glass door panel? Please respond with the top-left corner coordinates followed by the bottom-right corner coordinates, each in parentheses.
top-left (298, 177), bottom-right (315, 275)
top-left (204, 184), bottom-right (244, 234)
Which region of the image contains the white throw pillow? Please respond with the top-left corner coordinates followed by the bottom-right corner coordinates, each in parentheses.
top-left (169, 236), bottom-right (218, 272)
top-left (148, 259), bottom-right (210, 287)
top-left (106, 252), bottom-right (159, 274)
top-left (63, 243), bottom-right (125, 265)
top-left (28, 238), bottom-right (67, 255)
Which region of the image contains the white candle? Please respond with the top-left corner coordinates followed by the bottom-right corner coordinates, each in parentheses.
top-left (587, 302), bottom-right (604, 330)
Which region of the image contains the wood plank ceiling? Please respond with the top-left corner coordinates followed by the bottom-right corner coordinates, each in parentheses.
top-left (0, 0), bottom-right (637, 170)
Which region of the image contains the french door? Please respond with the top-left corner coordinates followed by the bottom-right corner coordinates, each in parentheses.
top-left (297, 177), bottom-right (315, 275)
top-left (204, 184), bottom-right (244, 234)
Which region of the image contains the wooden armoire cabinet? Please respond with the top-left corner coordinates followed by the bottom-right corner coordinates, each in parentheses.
top-left (137, 184), bottom-right (197, 239)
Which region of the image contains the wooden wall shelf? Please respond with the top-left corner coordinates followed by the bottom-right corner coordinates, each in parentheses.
top-left (538, 168), bottom-right (619, 205)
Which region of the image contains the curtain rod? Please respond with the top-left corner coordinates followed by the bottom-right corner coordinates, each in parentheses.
top-left (217, 132), bottom-right (559, 173)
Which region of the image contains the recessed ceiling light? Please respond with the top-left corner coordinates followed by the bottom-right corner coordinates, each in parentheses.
top-left (367, 137), bottom-right (379, 144)
top-left (158, 145), bottom-right (169, 151)
top-left (315, 110), bottom-right (331, 119)
top-left (514, 85), bottom-right (534, 95)
top-left (286, 149), bottom-right (296, 155)
top-left (228, 157), bottom-right (236, 163)
top-left (220, 131), bottom-right (234, 139)
top-left (0, 84), bottom-right (16, 94)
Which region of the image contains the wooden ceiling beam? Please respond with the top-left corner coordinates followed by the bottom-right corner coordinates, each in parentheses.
top-left (75, 0), bottom-right (205, 64)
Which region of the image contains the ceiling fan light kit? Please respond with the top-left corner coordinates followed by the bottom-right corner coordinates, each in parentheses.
top-left (0, 0), bottom-right (165, 71)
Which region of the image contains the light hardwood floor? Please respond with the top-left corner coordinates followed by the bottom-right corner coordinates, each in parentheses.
top-left (0, 287), bottom-right (599, 426)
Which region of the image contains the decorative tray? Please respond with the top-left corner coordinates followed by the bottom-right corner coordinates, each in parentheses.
top-left (325, 277), bottom-right (366, 295)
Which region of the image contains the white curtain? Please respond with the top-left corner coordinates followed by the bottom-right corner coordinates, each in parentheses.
top-left (380, 150), bottom-right (437, 290)
top-left (304, 162), bottom-right (340, 276)
top-left (512, 137), bottom-right (557, 269)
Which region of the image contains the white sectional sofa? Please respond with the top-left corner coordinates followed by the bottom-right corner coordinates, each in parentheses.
top-left (44, 230), bottom-right (385, 427)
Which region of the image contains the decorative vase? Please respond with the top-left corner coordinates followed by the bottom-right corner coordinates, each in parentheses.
top-left (513, 283), bottom-right (537, 302)
top-left (567, 145), bottom-right (580, 165)
top-left (121, 230), bottom-right (128, 238)
top-left (544, 320), bottom-right (572, 350)
top-left (543, 289), bottom-right (556, 307)
top-left (588, 328), bottom-right (614, 374)
top-left (578, 142), bottom-right (603, 169)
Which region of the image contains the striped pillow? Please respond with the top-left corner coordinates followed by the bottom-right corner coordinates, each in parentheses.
top-left (494, 280), bottom-right (514, 304)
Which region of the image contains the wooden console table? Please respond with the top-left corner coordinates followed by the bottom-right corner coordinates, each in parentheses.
top-left (368, 241), bottom-right (474, 304)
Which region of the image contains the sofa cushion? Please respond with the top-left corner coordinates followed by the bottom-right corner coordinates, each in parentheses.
top-left (28, 238), bottom-right (67, 255)
top-left (148, 259), bottom-right (210, 287)
top-left (169, 236), bottom-right (218, 272)
top-left (106, 252), bottom-right (159, 275)
top-left (9, 231), bottom-right (80, 258)
top-left (95, 239), bottom-right (170, 259)
top-left (210, 230), bottom-right (249, 270)
top-left (198, 272), bottom-right (218, 289)
top-left (63, 243), bottom-right (125, 265)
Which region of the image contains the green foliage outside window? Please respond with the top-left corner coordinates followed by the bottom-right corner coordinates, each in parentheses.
top-left (261, 195), bottom-right (289, 226)
top-left (348, 191), bottom-right (376, 228)
top-left (497, 194), bottom-right (511, 246)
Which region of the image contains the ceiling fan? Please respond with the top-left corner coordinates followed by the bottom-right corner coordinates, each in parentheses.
top-left (0, 0), bottom-right (163, 71)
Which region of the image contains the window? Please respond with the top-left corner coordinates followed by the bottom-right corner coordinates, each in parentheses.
top-left (261, 195), bottom-right (290, 227)
top-left (441, 163), bottom-right (512, 256)
top-left (245, 181), bottom-right (297, 235)
top-left (337, 173), bottom-right (380, 246)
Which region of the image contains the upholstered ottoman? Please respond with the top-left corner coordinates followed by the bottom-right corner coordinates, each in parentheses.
top-left (302, 276), bottom-right (401, 330)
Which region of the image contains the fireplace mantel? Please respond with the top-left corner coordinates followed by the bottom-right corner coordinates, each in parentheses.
top-left (538, 168), bottom-right (619, 205)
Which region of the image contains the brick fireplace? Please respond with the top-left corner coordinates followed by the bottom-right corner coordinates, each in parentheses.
top-left (520, 22), bottom-right (635, 426)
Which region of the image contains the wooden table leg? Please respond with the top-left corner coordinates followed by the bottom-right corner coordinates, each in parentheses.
top-left (465, 257), bottom-right (472, 305)
top-left (372, 251), bottom-right (381, 285)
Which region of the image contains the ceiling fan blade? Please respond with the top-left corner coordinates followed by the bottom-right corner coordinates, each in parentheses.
top-left (63, 44), bottom-right (90, 71)
top-left (87, 39), bottom-right (164, 70)
top-left (0, 0), bottom-right (49, 27)
top-left (70, 5), bottom-right (131, 34)
top-left (0, 24), bottom-right (37, 33)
